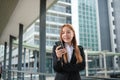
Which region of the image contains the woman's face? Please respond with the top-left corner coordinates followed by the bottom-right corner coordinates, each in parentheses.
top-left (61, 26), bottom-right (74, 45)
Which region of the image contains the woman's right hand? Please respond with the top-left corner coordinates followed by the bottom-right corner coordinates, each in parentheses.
top-left (55, 45), bottom-right (67, 59)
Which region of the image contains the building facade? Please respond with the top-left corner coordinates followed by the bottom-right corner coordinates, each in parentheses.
top-left (98, 0), bottom-right (120, 68)
top-left (113, 0), bottom-right (120, 53)
top-left (77, 0), bottom-right (100, 51)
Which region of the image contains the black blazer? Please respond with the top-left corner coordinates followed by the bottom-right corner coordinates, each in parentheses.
top-left (52, 44), bottom-right (86, 80)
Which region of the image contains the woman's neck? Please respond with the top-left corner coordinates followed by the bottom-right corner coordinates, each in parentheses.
top-left (66, 42), bottom-right (72, 46)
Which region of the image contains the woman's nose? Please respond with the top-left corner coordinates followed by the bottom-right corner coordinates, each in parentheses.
top-left (64, 33), bottom-right (67, 36)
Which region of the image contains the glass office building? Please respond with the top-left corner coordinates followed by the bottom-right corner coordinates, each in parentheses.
top-left (78, 0), bottom-right (100, 51)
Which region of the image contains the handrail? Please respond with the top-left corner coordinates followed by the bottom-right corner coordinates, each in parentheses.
top-left (4, 69), bottom-right (120, 80)
top-left (13, 41), bottom-right (52, 52)
top-left (85, 76), bottom-right (119, 80)
top-left (13, 41), bottom-right (39, 51)
top-left (85, 50), bottom-right (120, 56)
top-left (5, 69), bottom-right (55, 76)
top-left (2, 69), bottom-right (120, 80)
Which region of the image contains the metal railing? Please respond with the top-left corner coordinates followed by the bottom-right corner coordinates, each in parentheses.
top-left (85, 50), bottom-right (120, 79)
top-left (1, 41), bottom-right (120, 80)
top-left (2, 69), bottom-right (120, 80)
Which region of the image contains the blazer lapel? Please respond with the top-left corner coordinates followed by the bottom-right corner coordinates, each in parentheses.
top-left (70, 49), bottom-right (76, 63)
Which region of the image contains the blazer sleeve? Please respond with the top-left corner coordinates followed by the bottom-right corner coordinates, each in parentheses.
top-left (52, 45), bottom-right (64, 73)
top-left (62, 46), bottom-right (86, 73)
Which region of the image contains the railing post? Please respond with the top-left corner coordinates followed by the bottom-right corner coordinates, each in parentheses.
top-left (85, 50), bottom-right (89, 77)
top-left (33, 50), bottom-right (38, 79)
top-left (99, 54), bottom-right (103, 69)
top-left (13, 71), bottom-right (15, 80)
top-left (103, 51), bottom-right (107, 77)
top-left (30, 74), bottom-right (32, 80)
top-left (23, 48), bottom-right (26, 80)
top-left (33, 50), bottom-right (38, 73)
top-left (28, 50), bottom-right (31, 69)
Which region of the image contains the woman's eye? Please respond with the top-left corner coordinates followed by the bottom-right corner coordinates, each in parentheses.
top-left (61, 32), bottom-right (64, 34)
top-left (67, 31), bottom-right (71, 34)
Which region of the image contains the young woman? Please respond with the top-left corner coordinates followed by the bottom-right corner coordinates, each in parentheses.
top-left (52, 24), bottom-right (85, 80)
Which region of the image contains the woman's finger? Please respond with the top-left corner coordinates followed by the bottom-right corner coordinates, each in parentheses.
top-left (56, 45), bottom-right (62, 50)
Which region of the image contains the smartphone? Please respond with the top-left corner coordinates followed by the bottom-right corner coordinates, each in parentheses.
top-left (55, 41), bottom-right (64, 50)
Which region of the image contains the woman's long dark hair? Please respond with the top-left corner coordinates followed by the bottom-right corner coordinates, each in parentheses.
top-left (60, 24), bottom-right (83, 63)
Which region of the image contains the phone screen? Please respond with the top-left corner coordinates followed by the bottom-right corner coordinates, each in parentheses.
top-left (55, 41), bottom-right (64, 49)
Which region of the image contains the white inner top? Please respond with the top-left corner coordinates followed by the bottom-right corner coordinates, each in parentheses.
top-left (65, 43), bottom-right (73, 62)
